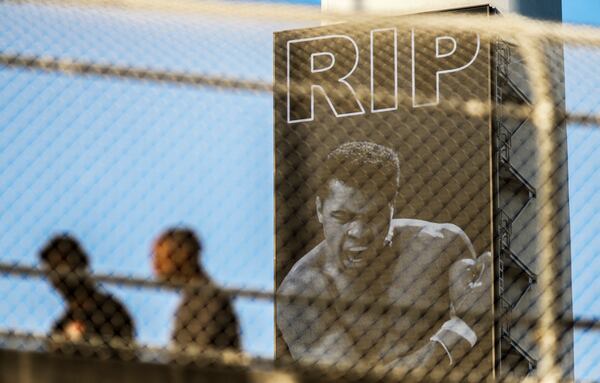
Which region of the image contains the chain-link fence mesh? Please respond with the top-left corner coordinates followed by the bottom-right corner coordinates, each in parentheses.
top-left (0, 1), bottom-right (598, 382)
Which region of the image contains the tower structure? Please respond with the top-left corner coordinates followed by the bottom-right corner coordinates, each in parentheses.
top-left (320, 1), bottom-right (573, 380)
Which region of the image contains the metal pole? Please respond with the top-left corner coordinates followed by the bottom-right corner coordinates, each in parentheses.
top-left (518, 34), bottom-right (563, 382)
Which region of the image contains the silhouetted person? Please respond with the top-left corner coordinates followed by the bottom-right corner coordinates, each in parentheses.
top-left (39, 235), bottom-right (135, 353)
top-left (153, 228), bottom-right (241, 353)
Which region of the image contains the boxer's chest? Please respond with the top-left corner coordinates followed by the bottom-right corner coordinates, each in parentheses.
top-left (330, 240), bottom-right (449, 358)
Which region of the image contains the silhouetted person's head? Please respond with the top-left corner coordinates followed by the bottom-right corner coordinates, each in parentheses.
top-left (39, 235), bottom-right (92, 300)
top-left (153, 228), bottom-right (203, 283)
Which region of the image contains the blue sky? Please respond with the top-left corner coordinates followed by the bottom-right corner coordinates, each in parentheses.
top-left (563, 1), bottom-right (600, 381)
top-left (0, 0), bottom-right (322, 358)
top-left (0, 2), bottom-right (293, 356)
top-left (0, 0), bottom-right (598, 380)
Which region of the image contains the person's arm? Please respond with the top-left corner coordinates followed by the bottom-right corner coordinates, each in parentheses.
top-left (50, 311), bottom-right (88, 341)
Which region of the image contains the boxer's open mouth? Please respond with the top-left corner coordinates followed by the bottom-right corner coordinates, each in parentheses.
top-left (343, 246), bottom-right (370, 267)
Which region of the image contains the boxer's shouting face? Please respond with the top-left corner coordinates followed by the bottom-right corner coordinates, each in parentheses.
top-left (316, 179), bottom-right (393, 271)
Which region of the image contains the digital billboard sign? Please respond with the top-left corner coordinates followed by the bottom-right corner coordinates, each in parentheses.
top-left (274, 6), bottom-right (494, 380)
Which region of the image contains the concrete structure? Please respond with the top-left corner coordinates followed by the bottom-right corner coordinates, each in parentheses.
top-left (0, 349), bottom-right (458, 383)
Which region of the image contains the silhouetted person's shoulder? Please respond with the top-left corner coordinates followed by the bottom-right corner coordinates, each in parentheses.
top-left (40, 234), bottom-right (136, 359)
top-left (152, 228), bottom-right (241, 353)
top-left (51, 290), bottom-right (134, 343)
top-left (93, 291), bottom-right (135, 341)
top-left (173, 285), bottom-right (240, 351)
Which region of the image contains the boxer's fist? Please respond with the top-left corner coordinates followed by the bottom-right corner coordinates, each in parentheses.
top-left (449, 252), bottom-right (492, 324)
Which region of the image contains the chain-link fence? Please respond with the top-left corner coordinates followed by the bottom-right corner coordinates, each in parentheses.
top-left (0, 1), bottom-right (598, 382)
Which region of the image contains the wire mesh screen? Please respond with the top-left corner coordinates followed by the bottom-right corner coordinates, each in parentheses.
top-left (0, 1), bottom-right (598, 383)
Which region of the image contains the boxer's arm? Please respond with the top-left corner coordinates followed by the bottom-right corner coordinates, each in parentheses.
top-left (450, 250), bottom-right (492, 325)
top-left (386, 223), bottom-right (489, 367)
top-left (277, 268), bottom-right (355, 364)
top-left (436, 251), bottom-right (492, 365)
top-left (383, 339), bottom-right (458, 373)
top-left (433, 225), bottom-right (489, 357)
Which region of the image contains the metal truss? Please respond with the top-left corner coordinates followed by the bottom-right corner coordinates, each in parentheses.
top-left (493, 39), bottom-right (538, 378)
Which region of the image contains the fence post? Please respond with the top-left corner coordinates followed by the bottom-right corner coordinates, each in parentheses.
top-left (518, 33), bottom-right (564, 383)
